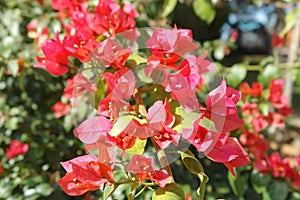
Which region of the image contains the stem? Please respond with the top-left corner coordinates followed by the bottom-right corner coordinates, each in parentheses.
top-left (134, 185), bottom-right (147, 198)
top-left (284, 10), bottom-right (300, 106)
top-left (151, 138), bottom-right (175, 183)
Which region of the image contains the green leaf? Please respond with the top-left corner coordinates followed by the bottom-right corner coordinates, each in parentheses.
top-left (180, 151), bottom-right (204, 175)
top-left (226, 63), bottom-right (247, 88)
top-left (213, 46), bottom-right (225, 60)
top-left (289, 192), bottom-right (300, 200)
top-left (199, 117), bottom-right (217, 132)
top-left (160, 0), bottom-right (177, 18)
top-left (257, 64), bottom-right (279, 87)
top-left (251, 170), bottom-right (271, 188)
top-left (193, 0), bottom-right (216, 24)
top-left (7, 60), bottom-right (19, 76)
top-left (136, 67), bottom-right (153, 84)
top-left (295, 69), bottom-right (300, 86)
top-left (35, 183), bottom-right (53, 196)
top-left (109, 115), bottom-right (132, 137)
top-left (251, 170), bottom-right (272, 198)
top-left (128, 53), bottom-right (147, 65)
top-left (93, 78), bottom-right (106, 109)
top-left (103, 184), bottom-right (116, 200)
top-left (259, 103), bottom-right (269, 116)
top-left (152, 183), bottom-right (185, 200)
top-left (279, 11), bottom-right (297, 37)
top-left (180, 151), bottom-right (208, 200)
top-left (268, 180), bottom-right (288, 200)
top-left (227, 170), bottom-right (249, 197)
top-left (125, 138), bottom-right (147, 156)
top-left (174, 107), bottom-right (200, 133)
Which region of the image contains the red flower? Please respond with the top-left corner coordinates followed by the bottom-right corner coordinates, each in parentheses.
top-left (239, 82), bottom-right (263, 99)
top-left (107, 131), bottom-right (136, 151)
top-left (35, 33), bottom-right (69, 76)
top-left (127, 155), bottom-right (169, 187)
top-left (268, 79), bottom-right (288, 109)
top-left (207, 136), bottom-right (250, 177)
top-left (96, 39), bottom-right (131, 69)
top-left (272, 33), bottom-right (285, 48)
top-left (6, 140), bottom-right (29, 159)
top-left (57, 155), bottom-right (114, 196)
top-left (0, 165), bottom-right (4, 176)
top-left (162, 71), bottom-right (199, 112)
top-left (146, 28), bottom-right (197, 65)
top-left (252, 115), bottom-right (268, 132)
top-left (63, 74), bottom-right (97, 99)
top-left (204, 79), bottom-right (243, 132)
top-left (240, 130), bottom-right (269, 159)
top-left (251, 82), bottom-right (263, 97)
top-left (51, 101), bottom-right (71, 118)
top-left (178, 53), bottom-right (215, 90)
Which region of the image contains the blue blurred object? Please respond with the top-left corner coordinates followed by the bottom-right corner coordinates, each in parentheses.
top-left (221, 0), bottom-right (277, 45)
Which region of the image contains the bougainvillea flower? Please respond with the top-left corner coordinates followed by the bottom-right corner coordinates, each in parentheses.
top-left (52, 0), bottom-right (84, 11)
top-left (241, 102), bottom-right (260, 120)
top-left (63, 74), bottom-right (97, 99)
top-left (207, 137), bottom-right (250, 177)
top-left (204, 79), bottom-right (243, 132)
top-left (74, 116), bottom-right (113, 144)
top-left (251, 82), bottom-right (263, 97)
top-left (253, 159), bottom-right (270, 173)
top-left (85, 135), bottom-right (117, 166)
top-left (268, 79), bottom-right (288, 109)
top-left (127, 155), bottom-right (169, 187)
top-left (268, 152), bottom-right (287, 178)
top-left (110, 70), bottom-right (136, 118)
top-left (184, 124), bottom-right (221, 155)
top-left (153, 125), bottom-right (180, 149)
top-left (57, 155), bottom-right (114, 196)
top-left (0, 166), bottom-right (4, 176)
top-left (146, 100), bottom-right (179, 149)
top-left (34, 33), bottom-right (69, 76)
top-left (51, 101), bottom-right (71, 118)
top-left (5, 140), bottom-right (29, 159)
top-left (240, 130), bottom-right (269, 159)
top-left (107, 131), bottom-right (137, 151)
top-left (63, 36), bottom-right (100, 62)
top-left (252, 115), bottom-right (269, 132)
top-left (239, 82), bottom-right (251, 99)
top-left (146, 28), bottom-right (197, 65)
top-left (266, 112), bottom-right (284, 128)
top-left (278, 107), bottom-right (293, 116)
top-left (163, 72), bottom-right (199, 112)
top-left (272, 33), bottom-right (285, 48)
top-left (239, 82), bottom-right (263, 99)
top-left (178, 53), bottom-right (215, 90)
top-left (96, 39), bottom-right (131, 69)
top-left (90, 0), bottom-right (138, 37)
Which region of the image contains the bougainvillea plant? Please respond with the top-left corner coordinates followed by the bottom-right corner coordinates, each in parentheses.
top-left (34, 0), bottom-right (250, 199)
top-left (234, 78), bottom-right (300, 196)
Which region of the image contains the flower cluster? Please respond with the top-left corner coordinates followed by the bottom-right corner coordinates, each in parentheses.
top-left (1, 139), bottom-right (29, 177)
top-left (5, 140), bottom-right (29, 159)
top-left (239, 79), bottom-right (292, 133)
top-left (32, 0), bottom-right (139, 118)
top-left (238, 79), bottom-right (299, 188)
top-left (35, 0), bottom-right (250, 198)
